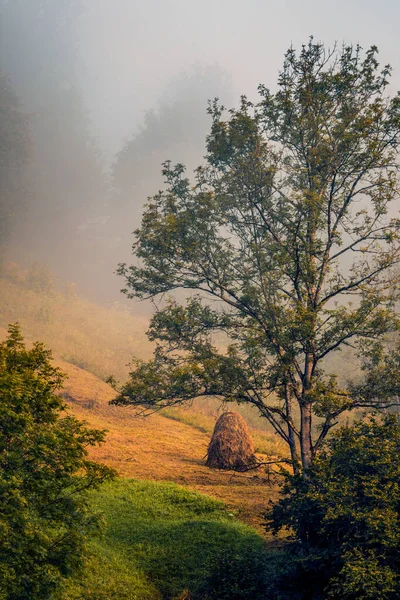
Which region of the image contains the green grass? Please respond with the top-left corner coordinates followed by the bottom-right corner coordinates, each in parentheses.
top-left (59, 543), bottom-right (158, 600)
top-left (60, 479), bottom-right (268, 600)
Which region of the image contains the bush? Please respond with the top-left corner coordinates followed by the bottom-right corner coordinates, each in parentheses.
top-left (267, 416), bottom-right (400, 599)
top-left (199, 546), bottom-right (269, 600)
top-left (0, 324), bottom-right (115, 600)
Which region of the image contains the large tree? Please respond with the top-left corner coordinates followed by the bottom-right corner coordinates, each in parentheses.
top-left (115, 41), bottom-right (400, 472)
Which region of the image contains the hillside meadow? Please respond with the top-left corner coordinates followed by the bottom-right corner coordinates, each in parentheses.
top-left (0, 261), bottom-right (289, 454)
top-left (0, 263), bottom-right (284, 597)
top-left (58, 479), bottom-right (271, 600)
top-left (0, 261), bottom-right (152, 381)
top-left (0, 261), bottom-right (383, 598)
top-left (52, 356), bottom-right (280, 531)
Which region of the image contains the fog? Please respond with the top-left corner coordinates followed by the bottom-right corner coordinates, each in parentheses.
top-left (1, 0), bottom-right (400, 306)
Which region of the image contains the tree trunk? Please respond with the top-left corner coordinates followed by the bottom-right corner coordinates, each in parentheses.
top-left (284, 387), bottom-right (301, 474)
top-left (289, 429), bottom-right (301, 475)
top-left (300, 402), bottom-right (313, 469)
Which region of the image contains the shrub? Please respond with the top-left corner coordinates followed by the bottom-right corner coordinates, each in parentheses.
top-left (0, 324), bottom-right (114, 600)
top-left (267, 416), bottom-right (400, 599)
top-left (199, 546), bottom-right (269, 600)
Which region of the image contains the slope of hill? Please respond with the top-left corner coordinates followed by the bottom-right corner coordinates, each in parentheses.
top-left (0, 303), bottom-right (278, 598)
top-left (0, 264), bottom-right (153, 381)
top-left (59, 479), bottom-right (269, 600)
top-left (0, 263), bottom-right (282, 530)
top-left (56, 357), bottom-right (279, 532)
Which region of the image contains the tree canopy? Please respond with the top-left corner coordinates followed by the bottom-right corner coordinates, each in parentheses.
top-left (115, 40), bottom-right (400, 471)
top-left (0, 325), bottom-right (114, 600)
top-left (267, 416), bottom-right (400, 599)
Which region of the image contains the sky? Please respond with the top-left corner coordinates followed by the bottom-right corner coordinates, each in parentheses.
top-left (1, 0), bottom-right (400, 302)
top-left (79, 0), bottom-right (400, 155)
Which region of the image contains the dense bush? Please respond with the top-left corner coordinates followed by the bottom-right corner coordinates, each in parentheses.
top-left (266, 416), bottom-right (400, 599)
top-left (0, 324), bottom-right (114, 600)
top-left (199, 546), bottom-right (269, 600)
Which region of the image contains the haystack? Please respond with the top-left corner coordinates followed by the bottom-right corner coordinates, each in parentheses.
top-left (206, 411), bottom-right (256, 470)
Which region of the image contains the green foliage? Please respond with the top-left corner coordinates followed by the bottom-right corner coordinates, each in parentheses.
top-left (199, 546), bottom-right (269, 600)
top-left (57, 540), bottom-right (158, 600)
top-left (351, 336), bottom-right (400, 412)
top-left (61, 479), bottom-right (268, 600)
top-left (267, 416), bottom-right (400, 599)
top-left (117, 39), bottom-right (400, 470)
top-left (0, 324), bottom-right (115, 600)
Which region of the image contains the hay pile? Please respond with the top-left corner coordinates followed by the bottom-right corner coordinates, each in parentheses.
top-left (206, 411), bottom-right (256, 471)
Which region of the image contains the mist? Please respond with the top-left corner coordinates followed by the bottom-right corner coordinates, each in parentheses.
top-left (1, 0), bottom-right (400, 306)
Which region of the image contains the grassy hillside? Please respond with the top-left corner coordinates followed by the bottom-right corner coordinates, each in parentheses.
top-left (49, 356), bottom-right (280, 531)
top-left (59, 479), bottom-right (268, 600)
top-left (0, 261), bottom-right (289, 450)
top-left (0, 263), bottom-right (281, 599)
top-left (0, 262), bottom-right (153, 381)
top-left (0, 264), bottom-right (286, 531)
top-left (160, 403), bottom-right (287, 456)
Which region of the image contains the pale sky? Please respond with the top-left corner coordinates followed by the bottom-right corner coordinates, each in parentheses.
top-left (79, 0), bottom-right (400, 154)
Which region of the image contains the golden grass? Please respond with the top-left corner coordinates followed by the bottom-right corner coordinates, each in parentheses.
top-left (161, 401), bottom-right (289, 457)
top-left (0, 264), bottom-right (153, 381)
top-left (0, 262), bottom-right (285, 532)
top-left (43, 358), bottom-right (278, 533)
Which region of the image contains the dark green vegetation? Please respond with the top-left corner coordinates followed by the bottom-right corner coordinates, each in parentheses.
top-left (267, 416), bottom-right (400, 599)
top-left (351, 336), bottom-right (400, 409)
top-left (60, 479), bottom-right (269, 600)
top-left (115, 39), bottom-right (400, 472)
top-left (0, 325), bottom-right (114, 600)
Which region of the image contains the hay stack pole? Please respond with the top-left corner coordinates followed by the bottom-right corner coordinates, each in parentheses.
top-left (206, 411), bottom-right (256, 471)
